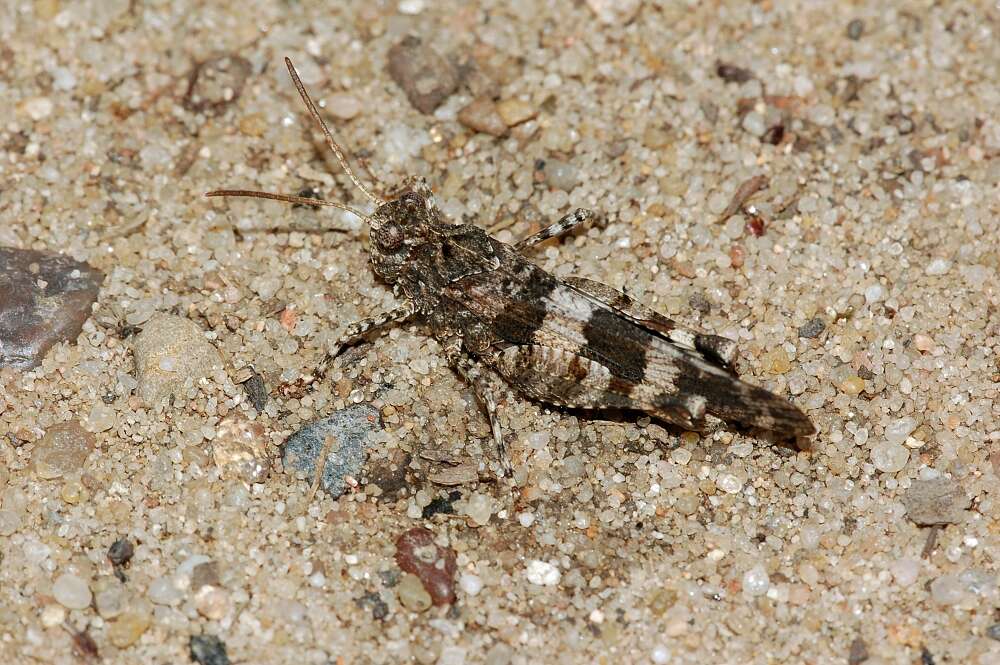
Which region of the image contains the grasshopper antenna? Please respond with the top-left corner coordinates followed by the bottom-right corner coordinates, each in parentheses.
top-left (284, 57), bottom-right (383, 205)
top-left (204, 188), bottom-right (371, 222)
top-left (206, 57), bottom-right (384, 221)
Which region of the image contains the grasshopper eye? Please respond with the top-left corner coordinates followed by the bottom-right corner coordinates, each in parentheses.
top-left (376, 223), bottom-right (404, 250)
top-left (401, 192), bottom-right (422, 209)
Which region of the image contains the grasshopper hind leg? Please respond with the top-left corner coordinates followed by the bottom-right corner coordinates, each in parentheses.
top-left (442, 340), bottom-right (513, 475)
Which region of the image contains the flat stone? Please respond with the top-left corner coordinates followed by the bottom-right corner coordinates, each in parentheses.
top-left (458, 97), bottom-right (508, 137)
top-left (386, 36), bottom-right (459, 114)
top-left (132, 313), bottom-right (223, 407)
top-left (394, 527), bottom-right (457, 606)
top-left (0, 246), bottom-right (103, 369)
top-left (282, 403), bottom-right (382, 498)
top-left (33, 421), bottom-right (95, 480)
top-left (496, 99), bottom-right (537, 127)
top-left (903, 477), bottom-right (971, 526)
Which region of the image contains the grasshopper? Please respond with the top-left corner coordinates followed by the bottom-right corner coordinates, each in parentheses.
top-left (208, 58), bottom-right (815, 473)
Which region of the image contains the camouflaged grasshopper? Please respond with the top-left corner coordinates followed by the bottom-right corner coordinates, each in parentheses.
top-left (208, 58), bottom-right (815, 473)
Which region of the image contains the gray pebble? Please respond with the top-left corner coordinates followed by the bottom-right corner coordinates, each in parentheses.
top-left (903, 477), bottom-right (970, 526)
top-left (846, 19), bottom-right (864, 41)
top-left (798, 318), bottom-right (826, 339)
top-left (282, 404), bottom-right (382, 498)
top-left (0, 246), bottom-right (103, 369)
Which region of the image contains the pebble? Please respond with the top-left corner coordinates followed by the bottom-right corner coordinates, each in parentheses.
top-left (282, 403), bottom-right (382, 498)
top-left (189, 634), bottom-right (231, 665)
top-left (717, 474), bottom-right (743, 494)
top-left (184, 54), bottom-right (252, 115)
top-left (496, 99), bottom-right (537, 127)
top-left (397, 573), bottom-right (433, 612)
top-left (840, 375), bottom-right (865, 396)
top-left (395, 527), bottom-right (457, 606)
top-left (846, 19), bottom-right (865, 40)
top-left (0, 510), bottom-right (22, 536)
top-left (95, 583), bottom-right (125, 618)
top-left (925, 258), bottom-right (951, 276)
top-left (742, 565), bottom-right (770, 596)
top-left (84, 403), bottom-right (116, 433)
top-left (525, 560), bottom-right (560, 586)
top-left (848, 637), bottom-right (869, 664)
top-left (438, 646), bottom-right (467, 665)
top-left (913, 334), bottom-right (935, 352)
top-left (885, 417), bottom-right (918, 445)
top-left (107, 610), bottom-right (151, 648)
top-left (213, 416), bottom-right (270, 485)
top-left (457, 97), bottom-right (508, 137)
top-left (459, 573), bottom-right (483, 596)
top-left (870, 441), bottom-right (909, 473)
top-left (147, 575), bottom-right (183, 606)
top-left (33, 422), bottom-right (95, 480)
top-left (132, 314), bottom-right (223, 407)
top-left (325, 92), bottom-right (363, 121)
top-left (40, 604), bottom-right (66, 627)
top-left (930, 574), bottom-right (968, 605)
top-left (107, 537), bottom-right (135, 567)
top-left (52, 573), bottom-right (92, 609)
top-left (986, 624), bottom-right (1000, 642)
top-left (22, 96), bottom-right (54, 120)
top-left (902, 477), bottom-right (970, 526)
top-left (194, 585), bottom-right (231, 620)
top-left (386, 36), bottom-right (459, 114)
top-left (651, 646), bottom-right (671, 664)
top-left (461, 492), bottom-right (494, 526)
top-left (585, 0), bottom-right (641, 24)
top-left (890, 558), bottom-right (920, 587)
top-left (542, 159), bottom-right (579, 191)
top-left (798, 318), bottom-right (826, 339)
top-left (0, 247), bottom-right (103, 369)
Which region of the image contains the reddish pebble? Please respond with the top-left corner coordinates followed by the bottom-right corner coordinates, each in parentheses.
top-left (745, 214), bottom-right (766, 237)
top-left (394, 527), bottom-right (457, 606)
top-left (729, 245), bottom-right (745, 268)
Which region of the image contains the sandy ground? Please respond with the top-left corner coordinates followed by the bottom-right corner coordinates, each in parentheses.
top-left (1, 1), bottom-right (999, 663)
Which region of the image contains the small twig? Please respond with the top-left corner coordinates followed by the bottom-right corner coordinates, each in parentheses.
top-left (305, 433), bottom-right (337, 507)
top-left (921, 525), bottom-right (941, 559)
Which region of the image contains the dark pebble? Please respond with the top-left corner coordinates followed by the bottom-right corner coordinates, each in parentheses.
top-left (688, 292), bottom-right (711, 314)
top-left (0, 247), bottom-right (103, 369)
top-left (240, 370), bottom-right (268, 412)
top-left (848, 636), bottom-right (869, 664)
top-left (798, 318), bottom-right (826, 339)
top-left (365, 449), bottom-right (412, 499)
top-left (355, 591), bottom-right (390, 621)
top-left (184, 55), bottom-right (252, 115)
top-left (847, 19), bottom-right (864, 40)
top-left (189, 634), bottom-right (231, 665)
top-left (422, 491), bottom-right (461, 519)
top-left (987, 624), bottom-right (1000, 641)
top-left (715, 61), bottom-right (753, 84)
top-left (386, 36), bottom-right (459, 114)
top-left (394, 527), bottom-right (457, 606)
top-left (282, 404), bottom-right (382, 498)
top-left (107, 538), bottom-right (135, 567)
